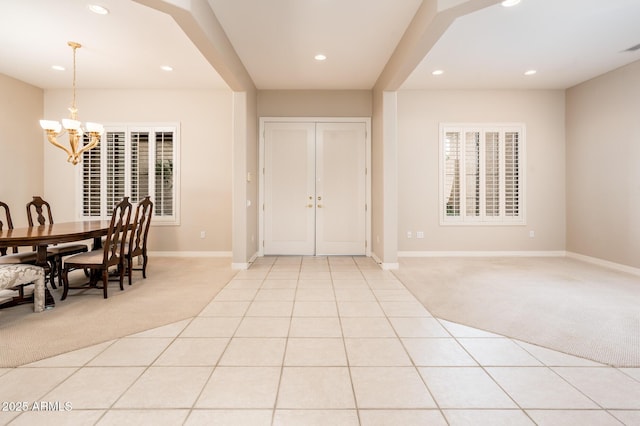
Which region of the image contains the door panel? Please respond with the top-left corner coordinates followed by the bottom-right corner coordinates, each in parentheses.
top-left (316, 123), bottom-right (366, 255)
top-left (264, 122), bottom-right (315, 255)
top-left (263, 120), bottom-right (366, 256)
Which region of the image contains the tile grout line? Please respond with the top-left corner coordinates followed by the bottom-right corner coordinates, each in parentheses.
top-left (334, 256), bottom-right (362, 425)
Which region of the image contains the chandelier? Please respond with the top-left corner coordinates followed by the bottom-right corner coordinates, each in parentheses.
top-left (39, 41), bottom-right (104, 165)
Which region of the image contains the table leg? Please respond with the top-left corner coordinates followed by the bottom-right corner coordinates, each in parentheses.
top-left (93, 236), bottom-right (103, 250)
top-left (36, 245), bottom-right (55, 309)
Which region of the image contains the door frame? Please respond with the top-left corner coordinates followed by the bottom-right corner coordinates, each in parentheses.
top-left (258, 117), bottom-right (371, 257)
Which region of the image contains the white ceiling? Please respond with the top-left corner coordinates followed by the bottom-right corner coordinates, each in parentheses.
top-left (207, 0), bottom-right (422, 90)
top-left (403, 0), bottom-right (640, 89)
top-left (0, 0), bottom-right (226, 90)
top-left (0, 0), bottom-right (638, 91)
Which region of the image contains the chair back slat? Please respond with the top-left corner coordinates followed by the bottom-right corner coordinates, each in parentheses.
top-left (26, 196), bottom-right (54, 227)
top-left (103, 197), bottom-right (132, 267)
top-left (0, 201), bottom-right (18, 255)
top-left (130, 196), bottom-right (153, 257)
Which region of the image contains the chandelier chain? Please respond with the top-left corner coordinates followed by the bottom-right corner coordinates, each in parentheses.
top-left (68, 41), bottom-right (81, 119)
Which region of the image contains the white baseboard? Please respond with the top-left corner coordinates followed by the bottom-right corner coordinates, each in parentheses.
top-left (566, 252), bottom-right (640, 276)
top-left (380, 262), bottom-right (399, 270)
top-left (398, 250), bottom-right (566, 258)
top-left (231, 263), bottom-right (249, 270)
top-left (148, 251), bottom-right (232, 258)
top-left (370, 253), bottom-right (399, 270)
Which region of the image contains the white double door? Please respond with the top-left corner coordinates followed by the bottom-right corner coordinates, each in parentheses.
top-left (263, 121), bottom-right (367, 256)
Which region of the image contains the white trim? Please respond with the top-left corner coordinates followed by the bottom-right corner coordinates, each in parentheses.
top-left (148, 251), bottom-right (232, 258)
top-left (380, 262), bottom-right (400, 270)
top-left (370, 252), bottom-right (399, 269)
top-left (566, 252), bottom-right (640, 277)
top-left (398, 250), bottom-right (566, 258)
top-left (236, 252), bottom-right (260, 270)
top-left (232, 263), bottom-right (250, 270)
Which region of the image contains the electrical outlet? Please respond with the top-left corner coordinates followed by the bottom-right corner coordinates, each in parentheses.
top-left (416, 231), bottom-right (425, 239)
top-left (407, 231), bottom-right (412, 239)
top-left (200, 231), bottom-right (206, 239)
top-left (529, 230), bottom-right (535, 238)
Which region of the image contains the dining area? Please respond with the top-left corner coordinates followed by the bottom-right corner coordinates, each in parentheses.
top-left (0, 195), bottom-right (153, 313)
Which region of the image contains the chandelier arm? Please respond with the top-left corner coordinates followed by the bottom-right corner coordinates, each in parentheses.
top-left (68, 130), bottom-right (81, 158)
top-left (74, 134), bottom-right (101, 157)
top-left (45, 131), bottom-right (74, 159)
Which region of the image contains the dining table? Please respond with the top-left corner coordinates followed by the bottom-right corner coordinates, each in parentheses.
top-left (0, 220), bottom-right (112, 308)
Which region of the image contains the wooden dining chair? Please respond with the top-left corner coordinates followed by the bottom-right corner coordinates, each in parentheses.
top-left (125, 196), bottom-right (153, 286)
top-left (0, 201), bottom-right (39, 306)
top-left (61, 197), bottom-right (132, 300)
top-left (0, 201), bottom-right (37, 264)
top-left (26, 196), bottom-right (89, 288)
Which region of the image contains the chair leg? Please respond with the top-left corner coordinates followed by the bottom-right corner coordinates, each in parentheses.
top-left (56, 257), bottom-right (64, 288)
top-left (48, 259), bottom-right (57, 289)
top-left (127, 256), bottom-right (132, 286)
top-left (102, 269), bottom-right (109, 299)
top-left (61, 268), bottom-right (69, 300)
top-left (119, 263), bottom-right (125, 291)
top-left (142, 254), bottom-right (148, 279)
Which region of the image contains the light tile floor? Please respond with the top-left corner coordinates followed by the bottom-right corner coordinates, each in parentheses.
top-left (2, 256), bottom-right (640, 425)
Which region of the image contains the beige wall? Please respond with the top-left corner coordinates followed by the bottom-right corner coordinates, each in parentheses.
top-left (397, 89), bottom-right (566, 253)
top-left (257, 90), bottom-right (372, 117)
top-left (0, 74), bottom-right (44, 227)
top-left (566, 60), bottom-right (640, 267)
top-left (42, 88), bottom-right (233, 253)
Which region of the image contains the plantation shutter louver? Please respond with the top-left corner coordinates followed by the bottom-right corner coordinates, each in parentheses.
top-left (465, 131), bottom-right (480, 218)
top-left (504, 131), bottom-right (520, 216)
top-left (82, 134), bottom-right (102, 217)
top-left (444, 132), bottom-right (461, 217)
top-left (130, 132), bottom-right (150, 204)
top-left (106, 131), bottom-right (126, 211)
top-left (485, 131), bottom-right (500, 217)
top-left (154, 131), bottom-right (174, 217)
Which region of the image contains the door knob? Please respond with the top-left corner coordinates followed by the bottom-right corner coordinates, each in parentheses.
top-left (317, 196), bottom-right (322, 201)
top-left (317, 204), bottom-right (323, 208)
top-left (306, 204), bottom-right (314, 208)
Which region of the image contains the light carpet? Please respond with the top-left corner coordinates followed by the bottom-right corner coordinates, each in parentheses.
top-left (0, 257), bottom-right (236, 368)
top-left (393, 256), bottom-right (640, 367)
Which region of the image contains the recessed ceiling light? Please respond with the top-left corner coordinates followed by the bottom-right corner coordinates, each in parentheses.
top-left (432, 69), bottom-right (444, 76)
top-left (314, 54), bottom-right (327, 61)
top-left (51, 65), bottom-right (65, 71)
top-left (501, 0), bottom-right (521, 7)
top-left (88, 4), bottom-right (109, 15)
top-left (160, 65), bottom-right (174, 72)
top-left (524, 69), bottom-right (537, 76)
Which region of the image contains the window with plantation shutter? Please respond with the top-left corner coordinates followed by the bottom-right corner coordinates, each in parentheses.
top-left (79, 123), bottom-right (180, 225)
top-left (440, 123), bottom-right (524, 225)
